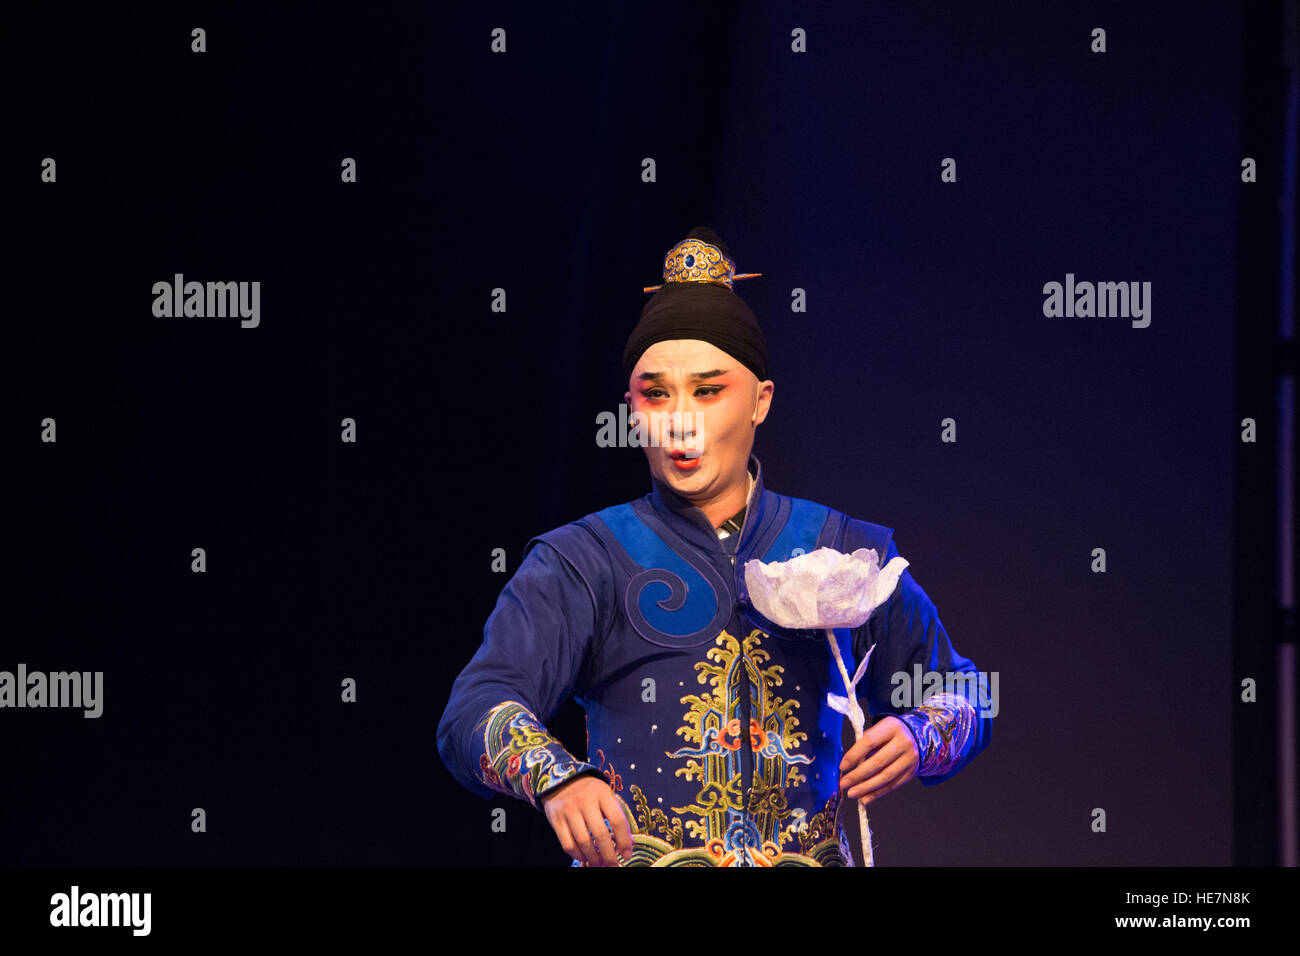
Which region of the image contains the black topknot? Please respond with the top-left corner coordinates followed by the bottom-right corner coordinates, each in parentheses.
top-left (685, 225), bottom-right (730, 258)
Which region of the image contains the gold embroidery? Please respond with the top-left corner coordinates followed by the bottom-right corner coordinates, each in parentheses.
top-left (587, 629), bottom-right (849, 866)
top-left (628, 784), bottom-right (684, 850)
top-left (656, 628), bottom-right (841, 865)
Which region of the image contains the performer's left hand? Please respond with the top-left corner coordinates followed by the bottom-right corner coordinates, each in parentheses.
top-left (838, 715), bottom-right (919, 805)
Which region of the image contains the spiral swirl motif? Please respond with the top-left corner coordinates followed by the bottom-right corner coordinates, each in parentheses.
top-left (593, 501), bottom-right (736, 648)
top-left (625, 563), bottom-right (733, 648)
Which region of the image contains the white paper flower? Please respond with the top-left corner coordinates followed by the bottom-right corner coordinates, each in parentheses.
top-left (741, 544), bottom-right (912, 868)
top-left (743, 547), bottom-right (909, 630)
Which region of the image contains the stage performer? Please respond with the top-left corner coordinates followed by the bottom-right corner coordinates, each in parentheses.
top-left (437, 227), bottom-right (992, 866)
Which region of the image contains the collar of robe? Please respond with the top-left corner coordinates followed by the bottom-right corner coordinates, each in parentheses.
top-left (646, 453), bottom-right (766, 557)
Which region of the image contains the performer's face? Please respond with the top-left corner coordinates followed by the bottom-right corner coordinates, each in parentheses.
top-left (625, 339), bottom-right (773, 503)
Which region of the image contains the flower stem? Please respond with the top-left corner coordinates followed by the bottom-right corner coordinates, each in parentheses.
top-left (826, 627), bottom-right (874, 867)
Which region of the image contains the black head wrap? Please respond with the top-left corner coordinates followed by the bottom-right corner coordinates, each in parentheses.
top-left (622, 227), bottom-right (768, 383)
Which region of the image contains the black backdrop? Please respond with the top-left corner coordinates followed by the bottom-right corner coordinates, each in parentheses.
top-left (4, 0), bottom-right (1293, 867)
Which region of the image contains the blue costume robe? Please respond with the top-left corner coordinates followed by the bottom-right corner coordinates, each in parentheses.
top-left (437, 455), bottom-right (992, 866)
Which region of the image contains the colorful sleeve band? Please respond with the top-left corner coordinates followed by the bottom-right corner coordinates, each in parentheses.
top-left (896, 692), bottom-right (979, 778)
top-left (474, 700), bottom-right (601, 810)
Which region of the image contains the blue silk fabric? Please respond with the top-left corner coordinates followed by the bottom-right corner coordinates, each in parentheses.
top-left (437, 455), bottom-right (992, 866)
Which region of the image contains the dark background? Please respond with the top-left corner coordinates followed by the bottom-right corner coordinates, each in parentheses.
top-left (3, 0), bottom-right (1293, 866)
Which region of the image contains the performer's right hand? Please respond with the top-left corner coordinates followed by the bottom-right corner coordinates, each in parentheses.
top-left (538, 774), bottom-right (634, 867)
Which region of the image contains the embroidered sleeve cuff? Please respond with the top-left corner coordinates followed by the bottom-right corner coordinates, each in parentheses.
top-left (897, 693), bottom-right (978, 778)
top-left (473, 700), bottom-right (600, 810)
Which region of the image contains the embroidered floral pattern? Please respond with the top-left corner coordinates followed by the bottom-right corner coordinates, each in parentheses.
top-left (653, 627), bottom-right (844, 865)
top-left (475, 700), bottom-right (598, 810)
top-left (898, 692), bottom-right (977, 777)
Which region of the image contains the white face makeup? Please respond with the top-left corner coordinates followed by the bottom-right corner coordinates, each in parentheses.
top-left (625, 339), bottom-right (773, 525)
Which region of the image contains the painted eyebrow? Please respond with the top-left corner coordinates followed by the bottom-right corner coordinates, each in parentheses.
top-left (637, 369), bottom-right (730, 383)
